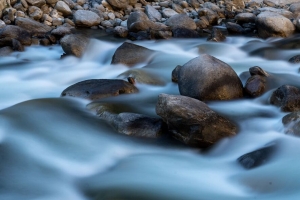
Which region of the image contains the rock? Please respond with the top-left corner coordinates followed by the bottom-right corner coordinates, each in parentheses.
top-left (114, 26), bottom-right (128, 38)
top-left (207, 27), bottom-right (226, 42)
top-left (46, 0), bottom-right (58, 4)
top-left (145, 5), bottom-right (161, 22)
top-left (127, 11), bottom-right (165, 32)
top-left (249, 66), bottom-right (269, 77)
top-left (226, 22), bottom-right (245, 34)
top-left (282, 111), bottom-right (300, 136)
top-left (60, 34), bottom-right (89, 57)
top-left (0, 46), bottom-right (13, 56)
top-left (162, 8), bottom-right (178, 18)
top-left (260, 0), bottom-right (300, 6)
top-left (0, 20), bottom-right (5, 28)
top-left (26, 0), bottom-right (46, 7)
top-left (54, 1), bottom-right (72, 16)
top-left (28, 6), bottom-right (43, 20)
top-left (51, 24), bottom-right (73, 37)
top-left (187, 0), bottom-right (200, 9)
top-left (288, 55), bottom-right (300, 63)
top-left (235, 13), bottom-right (256, 24)
top-left (156, 93), bottom-right (237, 148)
top-left (232, 0), bottom-right (245, 9)
top-left (61, 79), bottom-right (138, 100)
top-left (270, 85), bottom-right (300, 112)
top-left (259, 7), bottom-right (294, 19)
top-left (237, 144), bottom-right (277, 169)
top-left (172, 28), bottom-right (199, 38)
top-left (289, 2), bottom-right (300, 14)
top-left (256, 12), bottom-right (295, 39)
top-left (15, 17), bottom-right (52, 37)
top-left (171, 65), bottom-right (181, 83)
top-left (198, 8), bottom-right (219, 25)
top-left (106, 0), bottom-right (128, 9)
top-left (73, 10), bottom-right (101, 27)
top-left (178, 54), bottom-right (243, 101)
top-left (117, 68), bottom-right (166, 86)
top-left (245, 75), bottom-right (266, 97)
top-left (12, 38), bottom-right (24, 51)
top-left (111, 42), bottom-right (155, 67)
top-left (166, 14), bottom-right (197, 30)
top-left (0, 25), bottom-right (32, 46)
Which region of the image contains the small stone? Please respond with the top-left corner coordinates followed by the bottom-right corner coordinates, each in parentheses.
top-left (54, 1), bottom-right (72, 16)
top-left (28, 6), bottom-right (43, 20)
top-left (60, 34), bottom-right (89, 57)
top-left (245, 75), bottom-right (266, 97)
top-left (289, 55), bottom-right (300, 64)
top-left (270, 85), bottom-right (300, 112)
top-left (162, 8), bottom-right (178, 18)
top-left (249, 66), bottom-right (269, 77)
top-left (73, 10), bottom-right (101, 27)
top-left (114, 26), bottom-right (128, 38)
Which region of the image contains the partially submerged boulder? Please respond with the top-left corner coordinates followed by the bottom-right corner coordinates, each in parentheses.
top-left (111, 42), bottom-right (155, 67)
top-left (60, 34), bottom-right (89, 57)
top-left (270, 85), bottom-right (300, 112)
top-left (156, 93), bottom-right (237, 148)
top-left (0, 25), bottom-right (32, 46)
top-left (245, 75), bottom-right (266, 97)
top-left (61, 79), bottom-right (138, 100)
top-left (15, 17), bottom-right (52, 37)
top-left (178, 54), bottom-right (243, 101)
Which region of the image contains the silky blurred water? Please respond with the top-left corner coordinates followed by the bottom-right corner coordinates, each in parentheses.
top-left (1, 36), bottom-right (300, 200)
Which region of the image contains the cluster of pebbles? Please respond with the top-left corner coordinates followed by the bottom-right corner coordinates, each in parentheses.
top-left (1, 0), bottom-right (300, 55)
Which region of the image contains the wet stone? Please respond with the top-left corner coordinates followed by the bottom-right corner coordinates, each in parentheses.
top-left (245, 75), bottom-right (266, 98)
top-left (270, 85), bottom-right (300, 112)
top-left (289, 55), bottom-right (300, 64)
top-left (61, 79), bottom-right (139, 100)
top-left (249, 66), bottom-right (269, 77)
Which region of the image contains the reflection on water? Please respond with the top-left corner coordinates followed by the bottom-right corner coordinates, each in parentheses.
top-left (1, 37), bottom-right (300, 199)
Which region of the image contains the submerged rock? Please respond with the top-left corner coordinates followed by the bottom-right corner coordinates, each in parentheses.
top-left (207, 28), bottom-right (226, 42)
top-left (171, 65), bottom-right (181, 83)
top-left (245, 75), bottom-right (266, 98)
top-left (111, 42), bottom-right (155, 67)
top-left (156, 94), bottom-right (237, 148)
top-left (282, 111), bottom-right (300, 136)
top-left (270, 85), bottom-right (300, 112)
top-left (237, 143), bottom-right (277, 169)
top-left (288, 55), bottom-right (300, 64)
top-left (117, 69), bottom-right (166, 86)
top-left (60, 34), bottom-right (90, 57)
top-left (178, 54), bottom-right (243, 101)
top-left (61, 79), bottom-right (138, 100)
top-left (0, 25), bottom-right (32, 46)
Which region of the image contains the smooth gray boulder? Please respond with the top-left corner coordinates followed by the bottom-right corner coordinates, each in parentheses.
top-left (166, 14), bottom-right (197, 30)
top-left (60, 34), bottom-right (89, 57)
top-left (156, 94), bottom-right (237, 148)
top-left (61, 79), bottom-right (138, 100)
top-left (111, 42), bottom-right (155, 67)
top-left (178, 54), bottom-right (243, 101)
top-left (15, 17), bottom-right (52, 37)
top-left (145, 5), bottom-right (162, 22)
top-left (73, 10), bottom-right (101, 27)
top-left (256, 12), bottom-right (295, 39)
top-left (54, 1), bottom-right (72, 16)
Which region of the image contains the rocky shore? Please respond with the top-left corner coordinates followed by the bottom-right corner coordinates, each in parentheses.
top-left (1, 0), bottom-right (300, 55)
top-left (2, 0), bottom-right (300, 151)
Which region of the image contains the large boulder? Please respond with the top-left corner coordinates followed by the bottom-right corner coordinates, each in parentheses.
top-left (0, 25), bottom-right (32, 46)
top-left (15, 17), bottom-right (52, 37)
top-left (61, 79), bottom-right (138, 100)
top-left (60, 34), bottom-right (89, 57)
top-left (256, 12), bottom-right (295, 39)
top-left (73, 10), bottom-right (101, 27)
top-left (165, 14), bottom-right (197, 30)
top-left (111, 42), bottom-right (155, 67)
top-left (270, 85), bottom-right (300, 112)
top-left (178, 54), bottom-right (243, 101)
top-left (156, 94), bottom-right (237, 148)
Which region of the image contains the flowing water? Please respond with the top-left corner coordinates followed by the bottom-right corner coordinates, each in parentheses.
top-left (1, 35), bottom-right (300, 200)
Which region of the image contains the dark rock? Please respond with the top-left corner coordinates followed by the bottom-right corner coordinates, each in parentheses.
top-left (226, 22), bottom-right (245, 34)
top-left (171, 65), bottom-right (181, 83)
top-left (172, 28), bottom-right (199, 38)
top-left (166, 14), bottom-right (197, 30)
top-left (117, 69), bottom-right (166, 86)
top-left (156, 93), bottom-right (237, 148)
top-left (235, 13), bottom-right (256, 24)
top-left (51, 24), bottom-right (73, 38)
top-left (198, 8), bottom-right (219, 25)
top-left (73, 10), bottom-right (101, 27)
top-left (0, 25), bottom-right (32, 46)
top-left (178, 54), bottom-right (243, 101)
top-left (40, 38), bottom-right (50, 46)
top-left (128, 31), bottom-right (150, 40)
top-left (149, 29), bottom-right (172, 39)
top-left (145, 5), bottom-right (162, 22)
top-left (60, 34), bottom-right (90, 57)
top-left (207, 27), bottom-right (226, 42)
top-left (61, 79), bottom-right (138, 100)
top-left (11, 39), bottom-right (24, 51)
top-left (237, 143), bottom-right (277, 169)
top-left (245, 75), bottom-right (266, 97)
top-left (256, 11), bottom-right (295, 39)
top-left (249, 66), bottom-right (269, 77)
top-left (289, 55), bottom-right (300, 63)
top-left (270, 85), bottom-right (300, 112)
top-left (15, 17), bottom-right (52, 37)
top-left (114, 26), bottom-right (128, 38)
top-left (111, 42), bottom-right (155, 67)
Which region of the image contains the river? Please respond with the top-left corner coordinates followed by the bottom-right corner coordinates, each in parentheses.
top-left (1, 35), bottom-right (300, 200)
